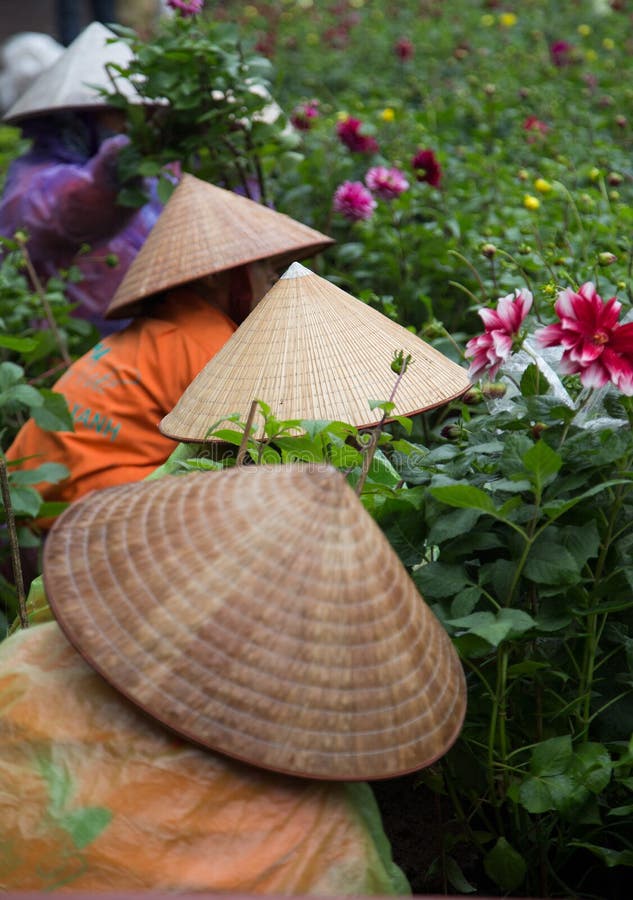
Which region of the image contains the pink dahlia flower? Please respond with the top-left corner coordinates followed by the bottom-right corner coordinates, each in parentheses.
top-left (411, 148), bottom-right (442, 187)
top-left (365, 166), bottom-right (409, 200)
top-left (465, 288), bottom-right (533, 380)
top-left (167, 0), bottom-right (204, 15)
top-left (290, 99), bottom-right (320, 131)
top-left (333, 181), bottom-right (376, 221)
top-left (536, 282), bottom-right (633, 394)
top-left (336, 117), bottom-right (379, 154)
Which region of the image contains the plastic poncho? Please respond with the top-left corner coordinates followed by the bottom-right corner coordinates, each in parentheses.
top-left (0, 113), bottom-right (162, 335)
top-left (0, 612), bottom-right (409, 894)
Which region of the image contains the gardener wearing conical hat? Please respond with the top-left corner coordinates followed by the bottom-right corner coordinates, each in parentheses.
top-left (5, 174), bottom-right (334, 545)
top-left (0, 22), bottom-right (163, 336)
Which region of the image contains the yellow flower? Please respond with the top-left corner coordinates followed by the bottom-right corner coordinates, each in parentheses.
top-left (589, 167), bottom-right (601, 181)
top-left (523, 194), bottom-right (540, 210)
top-left (585, 48), bottom-right (598, 62)
top-left (578, 24), bottom-right (591, 37)
top-left (480, 13), bottom-right (495, 26)
top-left (534, 178), bottom-right (552, 193)
top-left (336, 110), bottom-right (349, 121)
top-left (380, 107), bottom-right (395, 122)
top-left (499, 12), bottom-right (517, 27)
top-left (243, 5), bottom-right (258, 17)
top-left (349, 0), bottom-right (365, 7)
top-left (603, 38), bottom-right (615, 51)
top-left (306, 32), bottom-right (319, 45)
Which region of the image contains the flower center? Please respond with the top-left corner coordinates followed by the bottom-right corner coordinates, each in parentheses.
top-left (593, 330), bottom-right (609, 346)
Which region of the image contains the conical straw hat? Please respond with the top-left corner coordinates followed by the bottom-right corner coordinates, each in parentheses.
top-left (160, 261), bottom-right (471, 441)
top-left (44, 463), bottom-right (467, 781)
top-left (106, 175), bottom-right (335, 318)
top-left (4, 23), bottom-right (144, 124)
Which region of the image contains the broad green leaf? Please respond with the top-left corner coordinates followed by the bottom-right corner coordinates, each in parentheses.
top-left (430, 484), bottom-right (497, 514)
top-left (524, 543), bottom-right (581, 585)
top-left (5, 486), bottom-right (41, 518)
top-left (428, 507), bottom-right (482, 544)
top-left (571, 743), bottom-right (612, 795)
top-left (414, 562), bottom-right (472, 599)
top-left (543, 479), bottom-right (631, 519)
top-left (522, 439), bottom-right (562, 491)
top-left (531, 736), bottom-right (572, 776)
top-left (9, 463), bottom-right (68, 486)
top-left (484, 838), bottom-right (526, 892)
top-left (0, 334), bottom-right (37, 352)
top-left (518, 776), bottom-right (553, 814)
top-left (3, 383), bottom-right (43, 407)
top-left (31, 389), bottom-right (74, 432)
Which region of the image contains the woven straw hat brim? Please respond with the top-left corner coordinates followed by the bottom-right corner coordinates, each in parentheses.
top-left (3, 23), bottom-right (144, 124)
top-left (160, 262), bottom-right (471, 441)
top-left (44, 464), bottom-right (466, 781)
top-left (105, 175), bottom-right (335, 319)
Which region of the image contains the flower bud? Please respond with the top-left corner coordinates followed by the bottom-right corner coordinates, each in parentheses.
top-left (598, 251), bottom-right (617, 266)
top-left (481, 242), bottom-right (497, 258)
top-left (441, 424), bottom-right (462, 440)
top-left (14, 230), bottom-right (27, 244)
top-left (534, 177), bottom-right (552, 193)
top-left (484, 82), bottom-right (496, 96)
top-left (608, 171), bottom-right (623, 185)
top-left (461, 387), bottom-right (483, 405)
top-left (615, 114), bottom-right (627, 128)
top-left (517, 168), bottom-right (530, 181)
top-left (106, 254), bottom-right (119, 268)
top-left (523, 194), bottom-right (540, 210)
top-left (531, 422), bottom-right (547, 440)
top-left (481, 382), bottom-right (507, 400)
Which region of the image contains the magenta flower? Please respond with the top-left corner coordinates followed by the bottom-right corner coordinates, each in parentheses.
top-left (290, 99), bottom-right (320, 131)
top-left (536, 283), bottom-right (633, 394)
top-left (550, 40), bottom-right (574, 67)
top-left (411, 148), bottom-right (442, 187)
top-left (167, 0), bottom-right (204, 14)
top-left (465, 288), bottom-right (533, 380)
top-left (365, 166), bottom-right (409, 200)
top-left (523, 115), bottom-right (549, 142)
top-left (394, 37), bottom-right (414, 61)
top-left (336, 117), bottom-right (379, 154)
top-left (333, 181), bottom-right (376, 221)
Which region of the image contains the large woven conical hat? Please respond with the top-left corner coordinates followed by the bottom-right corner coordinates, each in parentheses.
top-left (160, 261), bottom-right (471, 441)
top-left (4, 23), bottom-right (143, 124)
top-left (106, 175), bottom-right (335, 318)
top-left (44, 463), bottom-right (467, 781)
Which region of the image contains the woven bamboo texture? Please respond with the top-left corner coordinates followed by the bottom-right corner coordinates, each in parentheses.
top-left (106, 176), bottom-right (334, 318)
top-left (160, 261), bottom-right (471, 441)
top-left (44, 463), bottom-right (467, 781)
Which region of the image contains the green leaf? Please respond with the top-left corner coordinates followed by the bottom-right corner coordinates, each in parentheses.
top-left (447, 609), bottom-right (535, 646)
top-left (59, 806), bottom-right (112, 849)
top-left (414, 562), bottom-right (472, 599)
top-left (484, 838), bottom-right (526, 892)
top-left (531, 736), bottom-right (573, 776)
top-left (520, 363), bottom-right (550, 396)
top-left (30, 389), bottom-right (73, 432)
top-left (9, 463), bottom-right (68, 486)
top-left (5, 486), bottom-right (41, 518)
top-left (430, 484), bottom-right (497, 514)
top-left (570, 843), bottom-right (633, 868)
top-left (518, 776), bottom-right (553, 814)
top-left (524, 542), bottom-right (581, 585)
top-left (0, 334), bottom-right (37, 352)
top-left (522, 439), bottom-right (562, 491)
top-left (445, 856), bottom-right (476, 893)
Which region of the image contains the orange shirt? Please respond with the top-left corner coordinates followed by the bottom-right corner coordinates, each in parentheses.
top-left (6, 288), bottom-right (236, 516)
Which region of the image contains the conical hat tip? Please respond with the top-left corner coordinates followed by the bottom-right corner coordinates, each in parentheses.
top-left (280, 261), bottom-right (313, 280)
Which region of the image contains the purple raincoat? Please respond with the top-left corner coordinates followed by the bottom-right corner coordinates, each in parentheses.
top-left (0, 113), bottom-right (163, 334)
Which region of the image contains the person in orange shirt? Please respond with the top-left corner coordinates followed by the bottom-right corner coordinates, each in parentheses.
top-left (5, 173), bottom-right (333, 526)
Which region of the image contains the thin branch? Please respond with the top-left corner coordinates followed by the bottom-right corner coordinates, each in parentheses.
top-left (18, 241), bottom-right (72, 368)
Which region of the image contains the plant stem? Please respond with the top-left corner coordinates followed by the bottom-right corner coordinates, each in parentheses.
top-left (19, 244), bottom-right (72, 369)
top-left (0, 456), bottom-right (28, 629)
